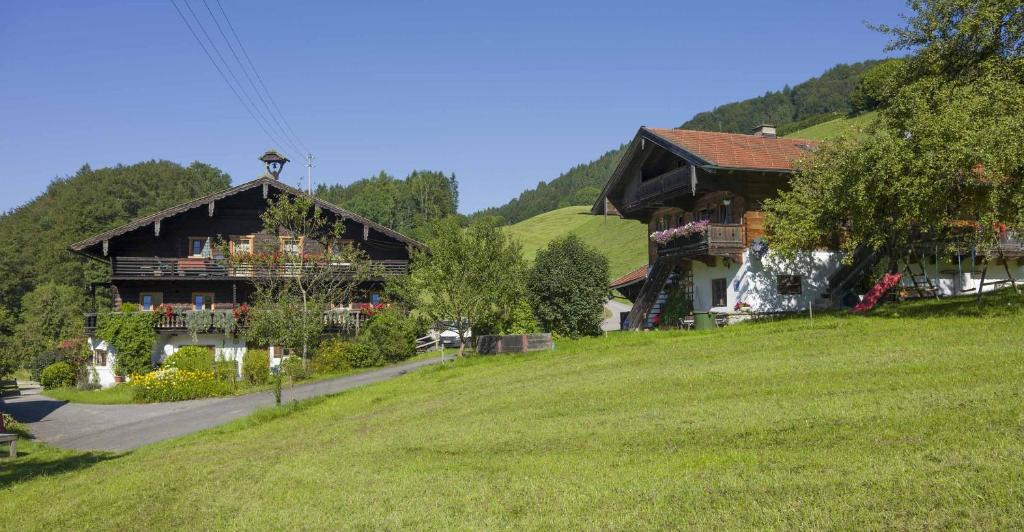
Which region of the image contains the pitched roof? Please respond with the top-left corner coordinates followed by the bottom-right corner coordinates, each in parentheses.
top-left (644, 127), bottom-right (816, 172)
top-left (69, 176), bottom-right (427, 254)
top-left (609, 264), bottom-right (648, 289)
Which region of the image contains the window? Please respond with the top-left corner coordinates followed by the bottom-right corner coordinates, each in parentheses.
top-left (92, 349), bottom-right (108, 367)
top-left (192, 292), bottom-right (214, 310)
top-left (711, 278), bottom-right (728, 307)
top-left (189, 237), bottom-right (208, 257)
top-left (777, 275), bottom-right (803, 295)
top-left (229, 235), bottom-right (254, 255)
top-left (139, 292), bottom-right (163, 311)
top-left (279, 236), bottom-right (303, 255)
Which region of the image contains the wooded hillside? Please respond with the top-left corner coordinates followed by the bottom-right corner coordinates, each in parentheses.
top-left (0, 161), bottom-right (230, 314)
top-left (473, 61), bottom-right (879, 224)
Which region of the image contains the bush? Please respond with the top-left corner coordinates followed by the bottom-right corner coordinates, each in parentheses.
top-left (40, 362), bottom-right (75, 389)
top-left (130, 368), bottom-right (232, 402)
top-left (242, 349), bottom-right (270, 385)
top-left (96, 311), bottom-right (156, 377)
top-left (312, 339), bottom-right (354, 374)
top-left (28, 349), bottom-right (62, 382)
top-left (213, 359), bottom-right (238, 383)
top-left (281, 356), bottom-right (310, 381)
top-left (527, 234), bottom-right (609, 338)
top-left (164, 346), bottom-right (214, 372)
top-left (358, 308), bottom-right (417, 365)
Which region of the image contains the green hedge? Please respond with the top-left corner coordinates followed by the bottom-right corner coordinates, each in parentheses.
top-left (242, 349), bottom-right (269, 385)
top-left (40, 362), bottom-right (75, 389)
top-left (164, 346), bottom-right (214, 372)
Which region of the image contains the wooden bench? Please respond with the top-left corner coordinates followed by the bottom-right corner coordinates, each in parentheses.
top-left (0, 433), bottom-right (15, 459)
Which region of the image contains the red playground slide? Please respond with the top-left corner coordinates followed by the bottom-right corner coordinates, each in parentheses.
top-left (852, 273), bottom-right (902, 313)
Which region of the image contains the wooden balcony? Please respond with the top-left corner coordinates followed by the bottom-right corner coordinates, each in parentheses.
top-left (657, 223), bottom-right (746, 258)
top-left (996, 232), bottom-right (1024, 258)
top-left (84, 308), bottom-right (368, 336)
top-left (110, 256), bottom-right (408, 280)
top-left (625, 167), bottom-right (691, 210)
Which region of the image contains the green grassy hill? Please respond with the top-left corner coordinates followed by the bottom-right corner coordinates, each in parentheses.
top-left (3, 290), bottom-right (1024, 528)
top-left (504, 205), bottom-right (648, 280)
top-left (786, 111), bottom-right (877, 141)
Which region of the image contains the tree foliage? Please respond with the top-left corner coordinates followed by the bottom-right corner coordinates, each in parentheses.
top-left (526, 235), bottom-right (609, 338)
top-left (0, 160), bottom-right (230, 315)
top-left (474, 62), bottom-right (879, 225)
top-left (395, 219), bottom-right (528, 355)
top-left (95, 310), bottom-right (157, 377)
top-left (12, 282), bottom-right (87, 369)
top-left (316, 170), bottom-right (459, 240)
top-left (235, 194), bottom-right (374, 371)
top-left (766, 0), bottom-right (1024, 264)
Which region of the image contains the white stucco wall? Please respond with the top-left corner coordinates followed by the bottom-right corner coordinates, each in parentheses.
top-left (689, 250), bottom-right (842, 314)
top-left (87, 333), bottom-right (251, 387)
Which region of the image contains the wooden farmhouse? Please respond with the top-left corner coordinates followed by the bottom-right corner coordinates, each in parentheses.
top-left (70, 151), bottom-right (423, 386)
top-left (594, 125), bottom-right (1024, 329)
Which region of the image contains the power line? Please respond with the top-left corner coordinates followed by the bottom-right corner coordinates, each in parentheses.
top-left (169, 0), bottom-right (291, 158)
top-left (213, 0), bottom-right (310, 155)
top-left (199, 0), bottom-right (304, 157)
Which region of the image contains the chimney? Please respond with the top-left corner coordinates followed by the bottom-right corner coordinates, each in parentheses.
top-left (752, 124), bottom-right (777, 138)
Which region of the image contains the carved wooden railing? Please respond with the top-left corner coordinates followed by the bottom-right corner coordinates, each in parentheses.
top-left (657, 223), bottom-right (745, 257)
top-left (110, 257), bottom-right (408, 279)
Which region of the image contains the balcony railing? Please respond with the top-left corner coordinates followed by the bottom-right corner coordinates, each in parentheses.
top-left (657, 223), bottom-right (745, 257)
top-left (627, 168), bottom-right (691, 209)
top-left (110, 256), bottom-right (408, 280)
top-left (997, 232), bottom-right (1024, 257)
top-left (84, 308), bottom-right (368, 335)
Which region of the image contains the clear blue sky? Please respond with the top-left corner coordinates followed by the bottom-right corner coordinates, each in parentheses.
top-left (0, 1), bottom-right (904, 214)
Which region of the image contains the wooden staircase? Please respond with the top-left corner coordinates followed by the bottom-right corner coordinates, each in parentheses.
top-left (824, 245), bottom-right (882, 306)
top-left (625, 255), bottom-right (680, 330)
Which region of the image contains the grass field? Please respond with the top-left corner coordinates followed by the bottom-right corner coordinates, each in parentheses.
top-left (786, 111), bottom-right (877, 141)
top-left (3, 290), bottom-right (1024, 529)
top-left (505, 205), bottom-right (648, 280)
top-left (43, 384), bottom-right (135, 404)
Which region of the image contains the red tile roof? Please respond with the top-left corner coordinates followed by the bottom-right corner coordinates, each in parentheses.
top-left (645, 127), bottom-right (817, 171)
top-left (609, 264), bottom-right (648, 289)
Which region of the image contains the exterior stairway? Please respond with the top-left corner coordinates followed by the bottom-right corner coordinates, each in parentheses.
top-left (824, 245), bottom-right (883, 306)
top-left (625, 255), bottom-right (680, 330)
top-left (644, 287), bottom-right (672, 328)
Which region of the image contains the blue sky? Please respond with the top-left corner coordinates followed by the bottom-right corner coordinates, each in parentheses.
top-left (0, 1), bottom-right (904, 214)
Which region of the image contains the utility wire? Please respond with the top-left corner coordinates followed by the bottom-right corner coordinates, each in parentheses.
top-left (200, 0), bottom-right (304, 156)
top-left (213, 0), bottom-right (311, 155)
top-left (170, 0), bottom-right (291, 158)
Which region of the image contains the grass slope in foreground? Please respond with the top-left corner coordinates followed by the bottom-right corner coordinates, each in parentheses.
top-left (4, 291), bottom-right (1024, 529)
top-left (504, 205), bottom-right (648, 280)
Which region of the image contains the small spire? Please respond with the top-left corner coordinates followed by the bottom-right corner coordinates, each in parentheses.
top-left (259, 150), bottom-right (290, 179)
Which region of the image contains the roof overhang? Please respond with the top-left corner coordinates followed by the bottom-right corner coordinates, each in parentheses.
top-left (69, 176), bottom-right (428, 260)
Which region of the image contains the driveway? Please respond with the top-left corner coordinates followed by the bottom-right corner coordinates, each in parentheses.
top-left (0, 355), bottom-right (446, 452)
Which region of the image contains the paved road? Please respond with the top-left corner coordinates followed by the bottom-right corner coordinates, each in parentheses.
top-left (602, 299), bottom-right (632, 331)
top-left (0, 356), bottom-right (446, 452)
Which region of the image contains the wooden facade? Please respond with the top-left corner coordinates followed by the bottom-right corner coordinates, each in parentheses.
top-left (71, 175), bottom-right (424, 330)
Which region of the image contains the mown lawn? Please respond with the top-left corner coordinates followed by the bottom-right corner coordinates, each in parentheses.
top-left (3, 291), bottom-right (1024, 529)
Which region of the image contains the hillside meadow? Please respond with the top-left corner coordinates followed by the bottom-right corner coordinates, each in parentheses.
top-left (2, 290), bottom-right (1023, 529)
top-left (504, 205), bottom-right (648, 280)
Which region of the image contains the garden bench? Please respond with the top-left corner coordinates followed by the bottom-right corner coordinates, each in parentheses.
top-left (0, 433), bottom-right (15, 459)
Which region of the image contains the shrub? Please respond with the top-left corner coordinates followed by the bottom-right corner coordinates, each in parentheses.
top-left (130, 368), bottom-right (232, 402)
top-left (40, 362), bottom-right (75, 389)
top-left (312, 339), bottom-right (354, 374)
top-left (527, 234), bottom-right (609, 338)
top-left (345, 342), bottom-right (384, 368)
top-left (28, 349), bottom-right (62, 381)
top-left (242, 349), bottom-right (270, 385)
top-left (358, 308), bottom-right (417, 364)
top-left (213, 359), bottom-right (238, 383)
top-left (96, 311), bottom-right (157, 377)
top-left (281, 356), bottom-right (310, 381)
top-left (164, 346), bottom-right (214, 371)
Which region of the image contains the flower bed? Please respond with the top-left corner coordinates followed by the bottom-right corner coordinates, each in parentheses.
top-left (649, 220), bottom-right (710, 245)
top-left (130, 368), bottom-right (232, 402)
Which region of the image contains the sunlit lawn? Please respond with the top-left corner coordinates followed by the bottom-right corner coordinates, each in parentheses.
top-left (3, 290), bottom-right (1024, 529)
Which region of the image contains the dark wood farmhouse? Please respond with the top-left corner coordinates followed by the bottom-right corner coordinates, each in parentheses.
top-left (70, 151), bottom-right (423, 385)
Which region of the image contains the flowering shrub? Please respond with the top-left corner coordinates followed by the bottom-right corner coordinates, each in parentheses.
top-left (130, 368), bottom-right (232, 402)
top-left (649, 220), bottom-right (711, 245)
